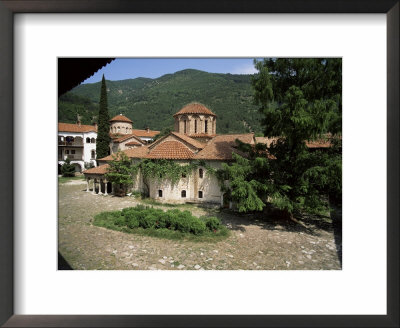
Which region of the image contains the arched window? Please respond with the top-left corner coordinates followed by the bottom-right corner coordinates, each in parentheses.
top-left (195, 120), bottom-right (197, 133)
top-left (91, 150), bottom-right (96, 159)
top-left (91, 138), bottom-right (95, 143)
top-left (205, 120), bottom-right (208, 133)
top-left (117, 126), bottom-right (120, 132)
top-left (181, 190), bottom-right (186, 198)
top-left (158, 190), bottom-right (163, 197)
top-left (184, 120), bottom-right (187, 133)
top-left (198, 191), bottom-right (203, 199)
top-left (199, 168), bottom-right (203, 179)
top-left (125, 127), bottom-right (128, 134)
top-left (86, 137), bottom-right (90, 143)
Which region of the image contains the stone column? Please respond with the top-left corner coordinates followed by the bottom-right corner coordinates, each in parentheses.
top-left (98, 179), bottom-right (103, 195)
top-left (104, 180), bottom-right (108, 196)
top-left (92, 179), bottom-right (96, 195)
top-left (229, 201), bottom-right (232, 210)
top-left (220, 194), bottom-right (224, 207)
top-left (86, 178), bottom-right (90, 192)
top-left (110, 183), bottom-right (114, 195)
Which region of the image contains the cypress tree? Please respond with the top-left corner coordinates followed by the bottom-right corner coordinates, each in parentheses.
top-left (96, 75), bottom-right (111, 160)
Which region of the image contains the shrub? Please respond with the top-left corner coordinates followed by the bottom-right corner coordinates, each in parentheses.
top-left (114, 216), bottom-right (125, 227)
top-left (205, 217), bottom-right (221, 231)
top-left (93, 205), bottom-right (227, 239)
top-left (139, 213), bottom-right (159, 229)
top-left (61, 158), bottom-right (75, 177)
top-left (189, 220), bottom-right (206, 235)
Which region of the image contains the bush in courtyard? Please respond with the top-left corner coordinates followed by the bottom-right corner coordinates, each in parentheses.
top-left (61, 158), bottom-right (76, 177)
top-left (188, 219), bottom-right (206, 235)
top-left (93, 205), bottom-right (227, 239)
top-left (205, 217), bottom-right (221, 231)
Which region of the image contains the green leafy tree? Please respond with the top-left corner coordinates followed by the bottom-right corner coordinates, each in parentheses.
top-left (105, 151), bottom-right (136, 196)
top-left (96, 75), bottom-right (111, 160)
top-left (61, 158), bottom-right (76, 177)
top-left (221, 58), bottom-right (342, 221)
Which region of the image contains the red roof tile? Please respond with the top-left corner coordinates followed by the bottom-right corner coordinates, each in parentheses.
top-left (125, 141), bottom-right (142, 146)
top-left (132, 129), bottom-right (160, 138)
top-left (113, 134), bottom-right (144, 144)
top-left (58, 122), bottom-right (97, 133)
top-left (194, 133), bottom-right (255, 160)
top-left (98, 147), bottom-right (150, 161)
top-left (83, 164), bottom-right (109, 175)
top-left (146, 141), bottom-right (194, 159)
top-left (255, 137), bottom-right (279, 147)
top-left (256, 136), bottom-right (334, 149)
top-left (306, 139), bottom-right (333, 148)
top-left (171, 132), bottom-right (205, 149)
top-left (189, 133), bottom-right (216, 138)
top-left (110, 114), bottom-right (133, 123)
top-left (173, 103), bottom-right (217, 117)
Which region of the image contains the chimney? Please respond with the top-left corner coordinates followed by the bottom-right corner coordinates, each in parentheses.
top-left (145, 127), bottom-right (150, 133)
top-left (76, 113), bottom-right (81, 126)
top-left (93, 122), bottom-right (98, 130)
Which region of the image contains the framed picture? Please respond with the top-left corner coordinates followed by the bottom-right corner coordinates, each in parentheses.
top-left (0, 0), bottom-right (398, 327)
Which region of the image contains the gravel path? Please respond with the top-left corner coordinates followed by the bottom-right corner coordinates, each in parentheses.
top-left (58, 179), bottom-right (341, 270)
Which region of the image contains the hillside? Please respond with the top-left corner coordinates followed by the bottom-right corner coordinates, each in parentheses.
top-left (58, 69), bottom-right (263, 135)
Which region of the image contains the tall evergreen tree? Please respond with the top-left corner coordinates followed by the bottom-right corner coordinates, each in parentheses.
top-left (220, 58), bottom-right (342, 222)
top-left (96, 75), bottom-right (111, 159)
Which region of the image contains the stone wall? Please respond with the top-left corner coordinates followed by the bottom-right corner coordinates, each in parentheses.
top-left (130, 160), bottom-right (223, 204)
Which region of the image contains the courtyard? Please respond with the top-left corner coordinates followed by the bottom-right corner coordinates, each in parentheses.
top-left (58, 177), bottom-right (342, 270)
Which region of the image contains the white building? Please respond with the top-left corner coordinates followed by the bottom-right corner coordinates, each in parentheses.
top-left (58, 122), bottom-right (98, 173)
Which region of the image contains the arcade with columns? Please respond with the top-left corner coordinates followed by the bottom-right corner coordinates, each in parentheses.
top-left (84, 175), bottom-right (113, 196)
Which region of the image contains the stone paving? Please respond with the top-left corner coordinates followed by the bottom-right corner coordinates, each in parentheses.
top-left (58, 179), bottom-right (342, 270)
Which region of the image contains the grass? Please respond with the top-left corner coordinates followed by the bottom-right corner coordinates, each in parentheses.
top-left (58, 175), bottom-right (85, 183)
top-left (92, 206), bottom-right (229, 242)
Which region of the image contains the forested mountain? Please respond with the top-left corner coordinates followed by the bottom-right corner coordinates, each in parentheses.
top-left (58, 69), bottom-right (263, 135)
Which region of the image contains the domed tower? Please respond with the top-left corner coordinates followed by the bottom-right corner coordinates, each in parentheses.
top-left (109, 114), bottom-right (133, 135)
top-left (173, 103), bottom-right (217, 141)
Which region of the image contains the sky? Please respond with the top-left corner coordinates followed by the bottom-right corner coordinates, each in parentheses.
top-left (82, 58), bottom-right (259, 84)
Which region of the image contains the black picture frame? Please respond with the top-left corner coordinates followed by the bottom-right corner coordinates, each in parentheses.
top-left (0, 1), bottom-right (398, 327)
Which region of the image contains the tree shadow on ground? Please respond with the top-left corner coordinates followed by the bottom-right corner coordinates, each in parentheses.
top-left (200, 204), bottom-right (342, 266)
top-left (58, 252), bottom-right (73, 270)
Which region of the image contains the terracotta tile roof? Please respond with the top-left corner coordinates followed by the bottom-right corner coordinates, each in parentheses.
top-left (146, 141), bottom-right (194, 159)
top-left (125, 141), bottom-right (142, 146)
top-left (58, 122), bottom-right (97, 133)
top-left (171, 132), bottom-right (205, 149)
top-left (113, 134), bottom-right (144, 144)
top-left (256, 136), bottom-right (334, 148)
top-left (83, 164), bottom-right (109, 175)
top-left (194, 133), bottom-right (255, 160)
top-left (255, 136), bottom-right (279, 147)
top-left (189, 133), bottom-right (216, 138)
top-left (132, 129), bottom-right (160, 138)
top-left (173, 103), bottom-right (217, 117)
top-left (110, 114), bottom-right (133, 123)
top-left (306, 140), bottom-right (332, 148)
top-left (98, 147), bottom-right (150, 161)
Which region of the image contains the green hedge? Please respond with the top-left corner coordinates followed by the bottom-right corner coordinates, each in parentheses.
top-left (93, 205), bottom-right (228, 240)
